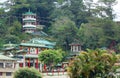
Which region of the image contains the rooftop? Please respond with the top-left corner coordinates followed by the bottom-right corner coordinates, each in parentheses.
top-left (23, 10), bottom-right (36, 15)
top-left (20, 38), bottom-right (56, 48)
top-left (0, 55), bottom-right (16, 61)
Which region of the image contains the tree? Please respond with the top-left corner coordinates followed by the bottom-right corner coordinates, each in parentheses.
top-left (50, 16), bottom-right (78, 50)
top-left (38, 49), bottom-right (64, 69)
top-left (78, 17), bottom-right (119, 50)
top-left (94, 0), bottom-right (117, 20)
top-left (67, 49), bottom-right (119, 78)
top-left (13, 67), bottom-right (42, 78)
top-left (4, 35), bottom-right (20, 44)
top-left (0, 20), bottom-right (7, 37)
top-left (8, 20), bottom-right (22, 36)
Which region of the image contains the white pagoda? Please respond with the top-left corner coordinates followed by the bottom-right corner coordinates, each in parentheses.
top-left (22, 10), bottom-right (37, 33)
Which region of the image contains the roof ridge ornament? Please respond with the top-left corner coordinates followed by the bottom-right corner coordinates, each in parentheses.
top-left (28, 9), bottom-right (31, 12)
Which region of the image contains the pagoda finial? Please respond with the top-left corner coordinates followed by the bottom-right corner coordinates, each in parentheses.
top-left (28, 9), bottom-right (30, 12)
top-left (9, 41), bottom-right (11, 44)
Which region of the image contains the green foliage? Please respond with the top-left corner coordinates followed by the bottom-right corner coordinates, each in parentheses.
top-left (78, 18), bottom-right (119, 50)
top-left (8, 21), bottom-right (22, 36)
top-left (67, 49), bottom-right (119, 78)
top-left (13, 67), bottom-right (42, 78)
top-left (38, 49), bottom-right (64, 66)
top-left (96, 0), bottom-right (117, 19)
top-left (50, 17), bottom-right (78, 50)
top-left (4, 35), bottom-right (20, 44)
top-left (0, 38), bottom-right (4, 48)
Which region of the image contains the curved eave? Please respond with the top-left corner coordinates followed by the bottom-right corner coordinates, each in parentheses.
top-left (20, 43), bottom-right (54, 49)
top-left (25, 54), bottom-right (38, 58)
top-left (16, 55), bottom-right (38, 58)
top-left (23, 20), bottom-right (36, 22)
top-left (23, 25), bottom-right (36, 28)
top-left (23, 13), bottom-right (36, 15)
top-left (23, 18), bottom-right (36, 21)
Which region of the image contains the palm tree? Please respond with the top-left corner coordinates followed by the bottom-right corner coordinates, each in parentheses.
top-left (67, 49), bottom-right (119, 78)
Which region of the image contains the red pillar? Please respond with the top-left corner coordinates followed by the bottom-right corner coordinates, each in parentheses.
top-left (44, 64), bottom-right (47, 71)
top-left (20, 46), bottom-right (22, 50)
top-left (58, 68), bottom-right (60, 75)
top-left (52, 69), bottom-right (54, 75)
top-left (36, 59), bottom-right (38, 69)
top-left (28, 58), bottom-right (30, 67)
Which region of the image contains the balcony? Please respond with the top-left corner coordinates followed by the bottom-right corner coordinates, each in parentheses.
top-left (0, 68), bottom-right (16, 72)
top-left (23, 17), bottom-right (36, 21)
top-left (23, 24), bottom-right (36, 28)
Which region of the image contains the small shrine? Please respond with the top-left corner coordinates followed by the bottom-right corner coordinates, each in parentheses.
top-left (67, 42), bottom-right (82, 60)
top-left (69, 43), bottom-right (81, 52)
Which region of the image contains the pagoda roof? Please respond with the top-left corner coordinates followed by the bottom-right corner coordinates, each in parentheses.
top-left (20, 38), bottom-right (56, 48)
top-left (23, 20), bottom-right (36, 22)
top-left (23, 10), bottom-right (36, 15)
top-left (69, 43), bottom-right (81, 46)
top-left (31, 31), bottom-right (48, 37)
top-left (0, 55), bottom-right (16, 61)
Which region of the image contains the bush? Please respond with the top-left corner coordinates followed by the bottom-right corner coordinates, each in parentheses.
top-left (13, 67), bottom-right (42, 78)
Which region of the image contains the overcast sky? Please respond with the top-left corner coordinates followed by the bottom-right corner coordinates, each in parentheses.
top-left (0, 0), bottom-right (120, 21)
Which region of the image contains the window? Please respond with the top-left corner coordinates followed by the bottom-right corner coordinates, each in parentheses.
top-left (38, 48), bottom-right (41, 53)
top-left (5, 63), bottom-right (12, 68)
top-left (6, 72), bottom-right (12, 76)
top-left (0, 72), bottom-right (3, 76)
top-left (30, 48), bottom-right (36, 54)
top-left (0, 63), bottom-right (3, 68)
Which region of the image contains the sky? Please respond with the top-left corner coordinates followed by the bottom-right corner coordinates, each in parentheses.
top-left (0, 0), bottom-right (120, 21)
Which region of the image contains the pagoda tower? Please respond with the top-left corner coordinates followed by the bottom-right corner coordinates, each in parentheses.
top-left (22, 10), bottom-right (37, 33)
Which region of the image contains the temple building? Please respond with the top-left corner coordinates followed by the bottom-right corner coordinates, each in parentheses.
top-left (17, 38), bottom-right (56, 71)
top-left (22, 10), bottom-right (37, 33)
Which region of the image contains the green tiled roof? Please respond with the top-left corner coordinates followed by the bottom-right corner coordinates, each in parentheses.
top-left (20, 38), bottom-right (56, 48)
top-left (25, 54), bottom-right (38, 58)
top-left (23, 20), bottom-right (36, 22)
top-left (0, 55), bottom-right (16, 61)
top-left (17, 55), bottom-right (38, 58)
top-left (23, 10), bottom-right (36, 15)
top-left (3, 42), bottom-right (18, 48)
